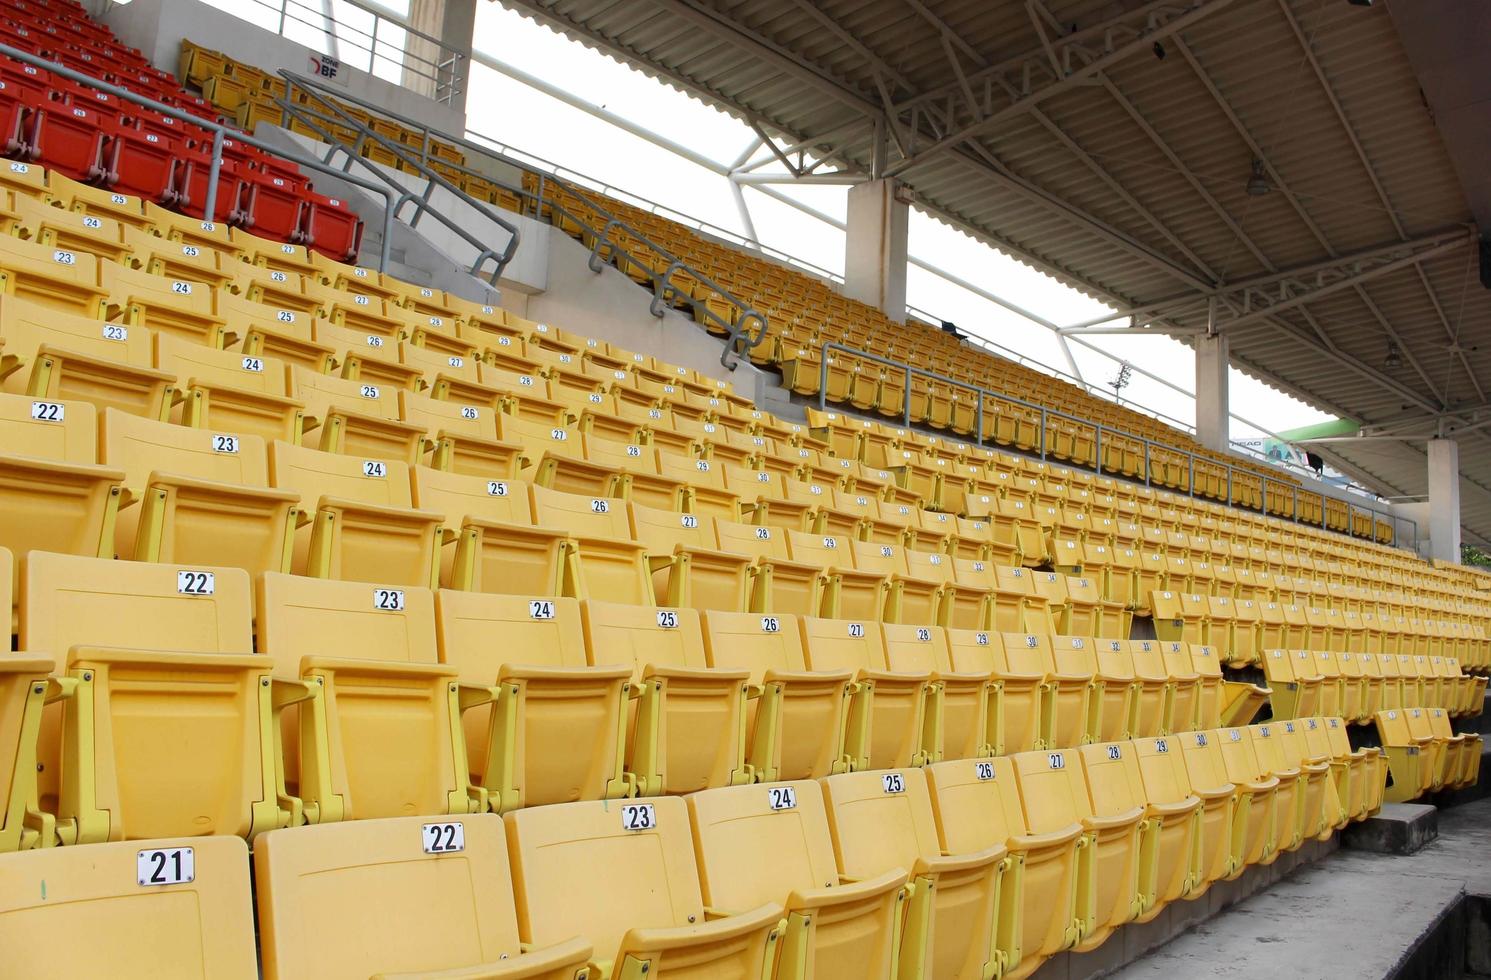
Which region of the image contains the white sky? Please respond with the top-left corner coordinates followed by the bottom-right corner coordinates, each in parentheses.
top-left (463, 4), bottom-right (1336, 443)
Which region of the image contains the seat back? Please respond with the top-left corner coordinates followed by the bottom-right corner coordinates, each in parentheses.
top-left (924, 756), bottom-right (1026, 852)
top-left (688, 780), bottom-right (841, 910)
top-left (531, 484), bottom-right (631, 539)
top-left (0, 836), bottom-right (256, 977)
top-left (269, 440), bottom-right (413, 509)
top-left (579, 599), bottom-right (707, 676)
top-left (411, 466), bottom-right (534, 526)
top-left (504, 796), bottom-right (706, 954)
top-left (101, 407), bottom-right (269, 489)
top-left (255, 814), bottom-right (540, 979)
top-left (21, 553), bottom-right (259, 838)
top-left (821, 767), bottom-right (938, 876)
top-left (630, 500), bottom-right (716, 553)
top-left (1010, 747), bottom-right (1095, 833)
top-left (0, 390), bottom-right (99, 461)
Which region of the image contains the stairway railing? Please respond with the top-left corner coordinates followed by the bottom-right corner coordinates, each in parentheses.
top-left (270, 72), bottom-right (769, 368)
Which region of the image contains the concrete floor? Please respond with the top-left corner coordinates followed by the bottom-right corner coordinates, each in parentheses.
top-left (1105, 799), bottom-right (1491, 979)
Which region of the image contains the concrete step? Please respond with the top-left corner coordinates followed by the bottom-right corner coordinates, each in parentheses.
top-left (1103, 799), bottom-right (1491, 980)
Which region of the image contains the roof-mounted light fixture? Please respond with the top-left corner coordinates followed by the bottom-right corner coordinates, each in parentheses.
top-left (1246, 159), bottom-right (1271, 196)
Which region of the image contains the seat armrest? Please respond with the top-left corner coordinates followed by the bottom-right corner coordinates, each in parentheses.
top-left (146, 470), bottom-right (300, 503)
top-left (1081, 805), bottom-right (1147, 832)
top-left (785, 868), bottom-right (909, 912)
top-left (1009, 822), bottom-right (1085, 852)
top-left (617, 902), bottom-right (783, 956)
top-left (913, 842), bottom-right (1007, 876)
top-left (315, 495), bottom-right (444, 524)
top-left (372, 937), bottom-right (595, 980)
top-left (499, 663), bottom-right (633, 683)
top-left (644, 664), bottom-right (751, 683)
top-left (297, 656), bottom-right (457, 681)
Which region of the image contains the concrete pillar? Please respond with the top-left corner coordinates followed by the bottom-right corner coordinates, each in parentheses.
top-left (1427, 437), bottom-right (1462, 564)
top-left (1194, 331), bottom-right (1230, 452)
top-left (405, 0), bottom-right (476, 119)
top-left (843, 178), bottom-right (908, 323)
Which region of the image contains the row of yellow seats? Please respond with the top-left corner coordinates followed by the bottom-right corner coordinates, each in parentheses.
top-left (0, 718), bottom-right (1379, 980)
top-left (1376, 706), bottom-right (1483, 802)
top-left (1153, 590), bottom-right (1491, 673)
top-left (1261, 648), bottom-right (1486, 723)
top-left (2, 545), bottom-right (1276, 857)
top-left (5, 388), bottom-right (1480, 676)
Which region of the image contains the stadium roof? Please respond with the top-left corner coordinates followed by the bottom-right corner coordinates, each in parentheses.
top-left (493, 0), bottom-right (1491, 545)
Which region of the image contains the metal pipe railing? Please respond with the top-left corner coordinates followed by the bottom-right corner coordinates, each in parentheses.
top-left (0, 40), bottom-right (404, 272)
top-left (812, 341), bottom-right (1418, 550)
top-left (276, 73), bottom-right (516, 284)
top-left (271, 71), bottom-right (771, 367)
top-left (225, 0), bottom-right (463, 103)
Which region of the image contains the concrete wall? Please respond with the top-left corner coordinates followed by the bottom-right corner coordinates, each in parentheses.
top-left (98, 0), bottom-right (466, 133)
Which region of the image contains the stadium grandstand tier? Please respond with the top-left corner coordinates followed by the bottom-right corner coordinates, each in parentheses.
top-left (0, 0), bottom-right (1487, 977)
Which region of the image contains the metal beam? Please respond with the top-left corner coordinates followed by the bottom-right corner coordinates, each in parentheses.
top-left (1210, 238), bottom-right (1469, 332)
top-left (883, 0), bottom-right (1235, 177)
top-left (1272, 0), bottom-right (1484, 405)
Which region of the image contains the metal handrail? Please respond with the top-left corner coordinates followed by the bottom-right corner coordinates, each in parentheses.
top-left (267, 72), bottom-right (771, 368)
top-left (225, 0), bottom-right (463, 103)
top-left (0, 40), bottom-right (404, 271)
top-left (813, 341), bottom-right (1417, 550)
top-left (275, 72), bottom-right (517, 284)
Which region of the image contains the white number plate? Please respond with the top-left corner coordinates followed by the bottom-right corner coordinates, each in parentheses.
top-left (373, 588), bottom-right (405, 611)
top-left (621, 802), bottom-right (655, 831)
top-left (137, 847), bottom-right (194, 886)
top-left (422, 821), bottom-right (465, 853)
top-left (177, 571), bottom-right (215, 595)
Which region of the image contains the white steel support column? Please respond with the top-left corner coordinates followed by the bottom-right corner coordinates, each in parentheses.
top-left (1427, 437), bottom-right (1462, 564)
top-left (844, 178), bottom-right (908, 323)
top-left (1195, 323), bottom-right (1230, 452)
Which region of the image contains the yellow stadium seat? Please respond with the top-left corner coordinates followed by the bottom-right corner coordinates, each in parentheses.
top-left (15, 192), bottom-right (131, 264)
top-left (228, 295), bottom-right (335, 375)
top-left (1073, 741), bottom-right (1161, 930)
top-left (99, 408), bottom-right (296, 573)
top-left (1214, 726), bottom-right (1285, 863)
top-left (289, 365), bottom-right (426, 464)
top-left (412, 469), bottom-right (569, 595)
top-left (398, 389), bottom-right (521, 476)
top-left (100, 262), bottom-right (227, 348)
top-left (269, 440), bottom-right (442, 587)
top-left (580, 599), bottom-right (750, 793)
top-left (1159, 640), bottom-right (1203, 732)
top-left (688, 780), bottom-right (907, 980)
top-left (0, 391), bottom-right (123, 589)
top-left (629, 501), bottom-right (751, 611)
top-left (532, 485), bottom-right (654, 604)
top-left (800, 616), bottom-right (934, 770)
top-left (1248, 722), bottom-right (1313, 850)
top-left (1130, 736), bottom-right (1210, 913)
top-left (154, 333), bottom-right (304, 442)
top-left (20, 553), bottom-right (305, 842)
top-left (1177, 729), bottom-right (1248, 882)
top-left (436, 586), bottom-right (636, 813)
top-left (0, 234), bottom-right (109, 315)
top-left (505, 797), bottom-right (783, 978)
top-left (821, 767), bottom-right (1005, 980)
top-left (0, 836), bottom-right (257, 977)
top-left (699, 610), bottom-right (853, 781)
top-left (786, 530), bottom-right (885, 620)
top-left (1277, 718), bottom-right (1345, 836)
top-left (925, 755), bottom-right (1082, 979)
top-left (255, 573), bottom-right (479, 822)
top-left (255, 814), bottom-right (592, 980)
top-left (0, 645), bottom-right (61, 852)
top-left (0, 295), bottom-right (175, 418)
top-left (1139, 730), bottom-right (1234, 900)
